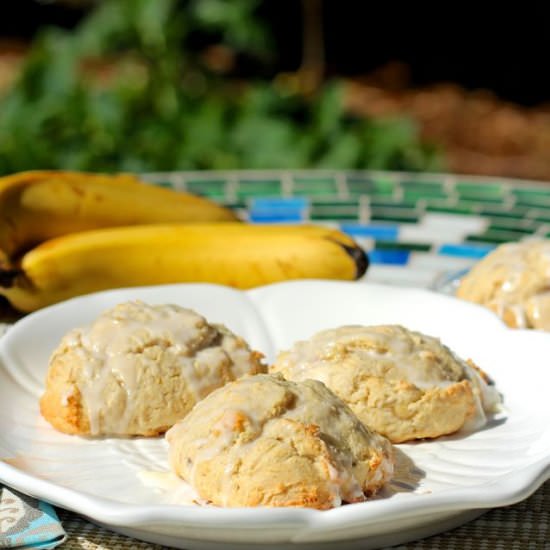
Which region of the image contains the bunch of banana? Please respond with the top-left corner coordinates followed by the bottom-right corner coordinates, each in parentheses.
top-left (0, 170), bottom-right (237, 263)
top-left (0, 223), bottom-right (368, 312)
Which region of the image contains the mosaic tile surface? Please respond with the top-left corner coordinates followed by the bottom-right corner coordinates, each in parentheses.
top-left (143, 170), bottom-right (550, 287)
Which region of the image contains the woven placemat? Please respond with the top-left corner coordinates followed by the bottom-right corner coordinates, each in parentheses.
top-left (55, 481), bottom-right (550, 549)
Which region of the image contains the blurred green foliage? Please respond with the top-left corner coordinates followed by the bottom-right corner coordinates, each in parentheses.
top-left (0, 0), bottom-right (443, 174)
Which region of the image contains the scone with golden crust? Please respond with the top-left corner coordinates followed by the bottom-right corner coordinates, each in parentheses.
top-left (456, 239), bottom-right (550, 330)
top-left (166, 373), bottom-right (394, 509)
top-left (40, 300), bottom-right (265, 436)
top-left (269, 325), bottom-right (501, 443)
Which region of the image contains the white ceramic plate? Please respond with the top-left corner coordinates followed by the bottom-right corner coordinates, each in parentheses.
top-left (1, 281), bottom-right (549, 550)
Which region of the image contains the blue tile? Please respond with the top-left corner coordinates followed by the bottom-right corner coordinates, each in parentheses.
top-left (248, 211), bottom-right (304, 222)
top-left (369, 249), bottom-right (410, 265)
top-left (340, 223), bottom-right (399, 240)
top-left (249, 197), bottom-right (308, 223)
top-left (438, 243), bottom-right (495, 259)
top-left (250, 197), bottom-right (309, 210)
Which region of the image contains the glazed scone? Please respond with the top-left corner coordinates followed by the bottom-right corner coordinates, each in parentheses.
top-left (456, 239), bottom-right (550, 330)
top-left (166, 373), bottom-right (394, 509)
top-left (40, 301), bottom-right (265, 436)
top-left (270, 325), bottom-right (501, 443)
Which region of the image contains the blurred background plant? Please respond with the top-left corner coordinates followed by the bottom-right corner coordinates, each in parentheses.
top-left (0, 0), bottom-right (442, 175)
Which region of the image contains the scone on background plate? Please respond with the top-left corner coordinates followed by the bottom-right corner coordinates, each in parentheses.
top-left (456, 239), bottom-right (550, 330)
top-left (166, 373), bottom-right (394, 509)
top-left (270, 325), bottom-right (501, 443)
top-left (40, 300), bottom-right (266, 436)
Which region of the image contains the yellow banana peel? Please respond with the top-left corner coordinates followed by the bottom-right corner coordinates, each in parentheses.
top-left (0, 170), bottom-right (238, 261)
top-left (0, 223), bottom-right (369, 312)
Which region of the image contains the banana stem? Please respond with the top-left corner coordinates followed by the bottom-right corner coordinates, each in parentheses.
top-left (347, 246), bottom-right (369, 279)
top-left (337, 241), bottom-right (369, 279)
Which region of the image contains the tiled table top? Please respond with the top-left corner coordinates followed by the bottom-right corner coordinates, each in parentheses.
top-left (146, 169), bottom-right (550, 239)
top-left (144, 169), bottom-right (550, 289)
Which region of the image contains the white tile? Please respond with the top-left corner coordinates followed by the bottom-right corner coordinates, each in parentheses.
top-left (398, 225), bottom-right (461, 244)
top-left (408, 254), bottom-right (477, 272)
top-left (422, 213), bottom-right (488, 233)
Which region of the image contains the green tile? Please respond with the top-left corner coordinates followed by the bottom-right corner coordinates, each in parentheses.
top-left (310, 205), bottom-right (359, 220)
top-left (186, 179), bottom-right (227, 196)
top-left (370, 198), bottom-right (418, 209)
top-left (348, 188), bottom-right (394, 198)
top-left (370, 193), bottom-right (399, 202)
top-left (488, 223), bottom-right (535, 235)
top-left (514, 195), bottom-right (550, 209)
top-left (426, 200), bottom-right (478, 215)
top-left (237, 179), bottom-right (281, 197)
top-left (528, 210), bottom-right (550, 223)
top-left (466, 229), bottom-right (526, 244)
top-left (375, 240), bottom-right (432, 252)
top-left (370, 208), bottom-right (419, 224)
top-left (400, 180), bottom-right (445, 191)
top-left (403, 188), bottom-right (448, 201)
top-left (512, 187), bottom-right (550, 199)
top-left (370, 177), bottom-right (396, 193)
top-left (236, 191), bottom-right (281, 199)
top-left (455, 181), bottom-right (505, 197)
top-left (487, 217), bottom-right (539, 234)
top-left (452, 199), bottom-right (496, 211)
top-left (292, 177), bottom-right (337, 196)
top-left (311, 198), bottom-right (360, 207)
top-left (292, 187), bottom-right (338, 197)
top-left (346, 178), bottom-right (395, 196)
top-left (464, 236), bottom-right (500, 246)
top-left (345, 179), bottom-right (371, 192)
top-left (478, 205), bottom-right (530, 218)
top-left (292, 188), bottom-right (336, 197)
top-left (456, 191), bottom-right (506, 203)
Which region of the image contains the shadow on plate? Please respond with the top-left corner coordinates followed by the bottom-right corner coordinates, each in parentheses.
top-left (375, 447), bottom-right (425, 498)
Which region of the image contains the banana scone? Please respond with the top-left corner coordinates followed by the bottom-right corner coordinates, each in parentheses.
top-left (166, 373), bottom-right (394, 509)
top-left (40, 300), bottom-right (265, 436)
top-left (456, 239), bottom-right (550, 330)
top-left (270, 325), bottom-right (501, 443)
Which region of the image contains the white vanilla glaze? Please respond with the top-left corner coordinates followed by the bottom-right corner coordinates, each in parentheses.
top-left (457, 239), bottom-right (550, 330)
top-left (56, 301), bottom-right (262, 435)
top-left (272, 325), bottom-right (501, 431)
top-left (166, 374), bottom-right (394, 507)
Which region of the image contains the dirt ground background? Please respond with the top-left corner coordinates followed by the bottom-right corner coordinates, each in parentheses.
top-left (345, 63), bottom-right (550, 181)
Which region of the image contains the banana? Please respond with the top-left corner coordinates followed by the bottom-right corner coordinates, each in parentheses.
top-left (0, 223), bottom-right (368, 312)
top-left (0, 170), bottom-right (238, 262)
